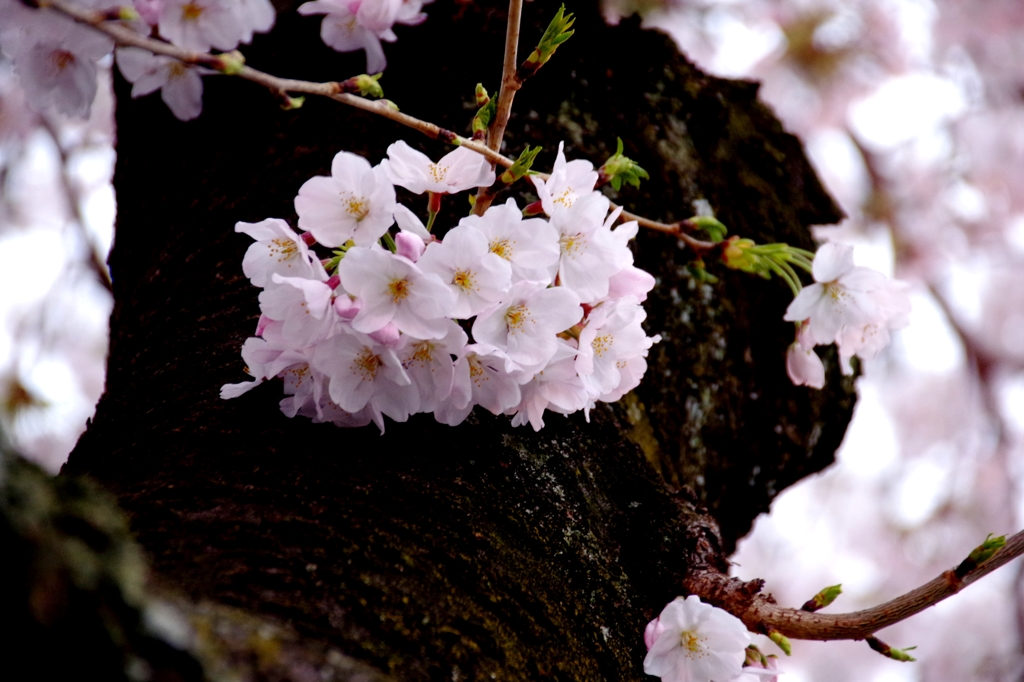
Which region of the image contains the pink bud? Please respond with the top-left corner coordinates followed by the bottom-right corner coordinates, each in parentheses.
top-left (326, 274), bottom-right (341, 290)
top-left (334, 296), bottom-right (360, 319)
top-left (301, 231), bottom-right (318, 246)
top-left (395, 231), bottom-right (426, 262)
top-left (643, 617), bottom-right (666, 650)
top-left (369, 323), bottom-right (401, 346)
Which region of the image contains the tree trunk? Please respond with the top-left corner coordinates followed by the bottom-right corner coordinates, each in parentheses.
top-left (64, 1), bottom-right (856, 679)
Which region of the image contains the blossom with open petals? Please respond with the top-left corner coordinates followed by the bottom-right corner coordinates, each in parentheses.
top-left (295, 151), bottom-right (396, 247)
top-left (116, 47), bottom-right (204, 121)
top-left (337, 246), bottom-right (455, 339)
top-left (382, 140), bottom-right (494, 194)
top-left (783, 243), bottom-right (887, 346)
top-left (644, 596), bottom-right (751, 682)
top-left (530, 141), bottom-right (598, 217)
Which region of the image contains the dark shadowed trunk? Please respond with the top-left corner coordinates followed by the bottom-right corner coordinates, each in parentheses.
top-left (60, 1), bottom-right (856, 678)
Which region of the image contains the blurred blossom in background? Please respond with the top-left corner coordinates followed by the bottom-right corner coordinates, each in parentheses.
top-left (3, 1), bottom-right (1024, 679)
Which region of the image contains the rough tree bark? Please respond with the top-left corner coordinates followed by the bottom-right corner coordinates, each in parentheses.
top-left (56, 1), bottom-right (855, 679)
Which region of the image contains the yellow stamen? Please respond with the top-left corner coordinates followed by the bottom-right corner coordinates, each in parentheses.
top-left (452, 269), bottom-right (475, 292)
top-left (388, 278), bottom-right (411, 302)
top-left (351, 348), bottom-right (380, 381)
top-left (181, 1), bottom-right (204, 21)
top-left (51, 50), bottom-right (75, 71)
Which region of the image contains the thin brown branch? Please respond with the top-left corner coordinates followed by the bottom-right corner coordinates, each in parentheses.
top-left (487, 0), bottom-right (523, 155)
top-left (685, 528), bottom-right (1024, 641)
top-left (48, 0), bottom-right (721, 260)
top-left (44, 0), bottom-right (510, 167)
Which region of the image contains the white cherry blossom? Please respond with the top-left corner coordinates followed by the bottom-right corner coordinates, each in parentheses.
top-left (159, 0), bottom-right (248, 52)
top-left (643, 596), bottom-right (751, 682)
top-left (310, 326), bottom-right (416, 428)
top-left (234, 218), bottom-right (320, 287)
top-left (472, 281), bottom-right (582, 375)
top-left (295, 151), bottom-right (397, 247)
top-left (530, 141), bottom-right (599, 217)
top-left (417, 224), bottom-right (512, 318)
top-left (338, 246), bottom-right (455, 339)
top-left (297, 0), bottom-right (399, 73)
top-left (13, 22), bottom-right (112, 118)
top-left (382, 140), bottom-right (494, 195)
top-left (398, 320), bottom-right (466, 414)
top-left (576, 297), bottom-right (652, 397)
top-left (435, 346), bottom-right (522, 426)
top-left (783, 242), bottom-right (888, 346)
top-left (551, 192), bottom-right (626, 303)
top-left (116, 47), bottom-right (204, 121)
top-left (258, 273), bottom-right (337, 348)
top-left (509, 340), bottom-right (589, 431)
top-left (459, 199), bottom-right (559, 284)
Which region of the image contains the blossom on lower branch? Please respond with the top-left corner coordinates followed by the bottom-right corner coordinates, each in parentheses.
top-left (644, 596), bottom-right (777, 682)
top-left (222, 143), bottom-right (661, 433)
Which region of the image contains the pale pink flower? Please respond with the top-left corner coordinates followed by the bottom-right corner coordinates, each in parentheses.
top-left (435, 346), bottom-right (522, 426)
top-left (417, 224), bottom-right (512, 318)
top-left (234, 218), bottom-right (320, 287)
top-left (472, 281), bottom-right (582, 375)
top-left (159, 0), bottom-right (248, 52)
top-left (509, 340), bottom-right (589, 431)
top-left (278, 363), bottom-right (375, 429)
top-left (13, 23), bottom-right (112, 118)
top-left (258, 274), bottom-right (337, 348)
top-left (643, 596), bottom-right (751, 682)
top-left (398, 320), bottom-right (466, 413)
top-left (232, 0), bottom-right (275, 43)
top-left (297, 0), bottom-right (399, 73)
top-left (382, 140), bottom-right (494, 194)
top-left (134, 0), bottom-right (164, 25)
top-left (337, 246), bottom-right (455, 339)
top-left (596, 354), bottom-right (649, 405)
top-left (295, 151), bottom-right (397, 247)
top-left (551, 193), bottom-right (628, 303)
top-left (310, 326), bottom-right (416, 426)
top-left (783, 243), bottom-right (888, 346)
top-left (116, 47), bottom-right (205, 121)
top-left (459, 199), bottom-right (559, 284)
top-left (530, 141), bottom-right (599, 217)
top-left (576, 297), bottom-right (652, 397)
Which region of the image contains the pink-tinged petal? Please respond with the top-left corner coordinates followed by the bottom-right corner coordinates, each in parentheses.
top-left (812, 242), bottom-right (854, 282)
top-left (786, 343), bottom-right (825, 389)
top-left (395, 231), bottom-right (425, 262)
top-left (162, 65), bottom-right (203, 120)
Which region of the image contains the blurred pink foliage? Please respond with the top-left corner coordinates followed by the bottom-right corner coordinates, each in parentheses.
top-left (643, 0), bottom-right (1024, 679)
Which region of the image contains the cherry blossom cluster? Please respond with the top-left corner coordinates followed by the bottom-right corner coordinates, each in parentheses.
top-left (644, 596), bottom-right (780, 682)
top-left (221, 141), bottom-right (661, 433)
top-left (0, 0), bottom-right (430, 121)
top-left (783, 243), bottom-right (910, 388)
